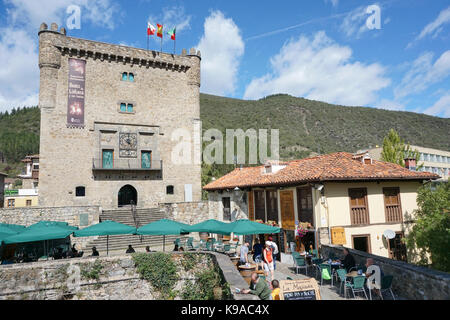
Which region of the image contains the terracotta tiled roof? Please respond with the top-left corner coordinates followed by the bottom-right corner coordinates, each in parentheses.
top-left (203, 152), bottom-right (440, 190)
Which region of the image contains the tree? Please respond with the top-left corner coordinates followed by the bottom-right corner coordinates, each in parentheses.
top-left (406, 182), bottom-right (450, 272)
top-left (381, 129), bottom-right (422, 170)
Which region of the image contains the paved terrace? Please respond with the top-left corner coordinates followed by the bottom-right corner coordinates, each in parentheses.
top-left (98, 247), bottom-right (397, 300)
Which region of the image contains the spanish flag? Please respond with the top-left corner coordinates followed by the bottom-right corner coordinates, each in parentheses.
top-left (157, 24), bottom-right (163, 38)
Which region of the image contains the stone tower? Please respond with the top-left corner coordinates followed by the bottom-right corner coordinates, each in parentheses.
top-left (37, 22), bottom-right (202, 208)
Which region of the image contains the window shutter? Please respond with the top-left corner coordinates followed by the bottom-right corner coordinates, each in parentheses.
top-left (331, 227), bottom-right (346, 245)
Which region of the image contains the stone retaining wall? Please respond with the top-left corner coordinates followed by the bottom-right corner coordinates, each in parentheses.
top-left (0, 206), bottom-right (101, 248)
top-left (321, 244), bottom-right (450, 300)
top-left (160, 201), bottom-right (219, 224)
top-left (0, 252), bottom-right (253, 300)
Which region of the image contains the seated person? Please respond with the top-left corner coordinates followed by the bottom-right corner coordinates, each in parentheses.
top-left (71, 244), bottom-right (79, 255)
top-left (126, 245), bottom-right (135, 254)
top-left (241, 272), bottom-right (272, 300)
top-left (271, 279), bottom-right (280, 300)
top-left (145, 246), bottom-right (151, 253)
top-left (173, 244), bottom-right (179, 252)
top-left (53, 248), bottom-right (64, 260)
top-left (365, 258), bottom-right (384, 298)
top-left (91, 246), bottom-right (99, 256)
top-left (340, 248), bottom-right (356, 271)
top-left (179, 247), bottom-right (185, 252)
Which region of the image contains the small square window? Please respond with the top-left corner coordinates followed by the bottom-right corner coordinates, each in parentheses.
top-left (122, 72), bottom-right (128, 81)
top-left (166, 185), bottom-right (174, 195)
top-left (76, 186), bottom-right (86, 197)
top-left (120, 103), bottom-right (127, 112)
top-left (127, 104), bottom-right (133, 113)
top-left (129, 73), bottom-right (134, 82)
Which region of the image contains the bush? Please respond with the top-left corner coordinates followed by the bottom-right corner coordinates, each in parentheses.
top-left (132, 252), bottom-right (179, 298)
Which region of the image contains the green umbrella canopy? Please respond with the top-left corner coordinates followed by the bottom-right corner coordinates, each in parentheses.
top-left (137, 219), bottom-right (190, 236)
top-left (28, 221), bottom-right (78, 231)
top-left (2, 225), bottom-right (74, 244)
top-left (74, 220), bottom-right (136, 237)
top-left (0, 223), bottom-right (26, 234)
top-left (229, 219), bottom-right (281, 235)
top-left (182, 219), bottom-right (233, 235)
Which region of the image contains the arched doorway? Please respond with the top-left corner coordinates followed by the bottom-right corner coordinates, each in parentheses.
top-left (118, 185), bottom-right (137, 207)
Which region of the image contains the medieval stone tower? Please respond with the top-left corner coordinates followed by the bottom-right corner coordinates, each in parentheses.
top-left (38, 22), bottom-right (202, 208)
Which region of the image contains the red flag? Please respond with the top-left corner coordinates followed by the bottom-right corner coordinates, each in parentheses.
top-left (147, 22), bottom-right (155, 36)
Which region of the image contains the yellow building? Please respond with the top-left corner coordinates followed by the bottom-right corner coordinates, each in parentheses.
top-left (4, 189), bottom-right (39, 208)
top-left (204, 152), bottom-right (440, 261)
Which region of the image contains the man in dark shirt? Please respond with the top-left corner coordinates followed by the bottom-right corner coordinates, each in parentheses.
top-left (91, 246), bottom-right (99, 256)
top-left (126, 245), bottom-right (135, 254)
top-left (341, 248), bottom-right (356, 271)
top-left (252, 239), bottom-right (263, 269)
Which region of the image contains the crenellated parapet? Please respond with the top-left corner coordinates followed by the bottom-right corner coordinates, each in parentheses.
top-left (38, 22), bottom-right (201, 73)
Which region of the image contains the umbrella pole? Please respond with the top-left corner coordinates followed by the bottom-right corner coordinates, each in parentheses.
top-left (107, 235), bottom-right (109, 256)
top-left (163, 235), bottom-right (165, 252)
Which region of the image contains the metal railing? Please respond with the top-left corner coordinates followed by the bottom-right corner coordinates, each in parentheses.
top-left (92, 158), bottom-right (162, 171)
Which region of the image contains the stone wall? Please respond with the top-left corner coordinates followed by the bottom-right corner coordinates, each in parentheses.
top-left (321, 244), bottom-right (450, 300)
top-left (0, 252), bottom-right (251, 300)
top-left (0, 205), bottom-right (101, 248)
top-left (160, 201), bottom-right (217, 225)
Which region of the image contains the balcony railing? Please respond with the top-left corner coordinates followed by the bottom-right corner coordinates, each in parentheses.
top-left (92, 158), bottom-right (162, 171)
top-left (385, 205), bottom-right (403, 223)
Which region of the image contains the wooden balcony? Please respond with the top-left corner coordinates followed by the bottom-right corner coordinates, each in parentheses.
top-left (385, 205), bottom-right (403, 223)
top-left (350, 207), bottom-right (370, 225)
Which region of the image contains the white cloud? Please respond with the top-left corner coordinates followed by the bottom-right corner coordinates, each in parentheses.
top-left (197, 11), bottom-right (244, 96)
top-left (340, 6), bottom-right (370, 38)
top-left (324, 0), bottom-right (339, 8)
top-left (0, 28), bottom-right (39, 112)
top-left (0, 0), bottom-right (120, 112)
top-left (423, 94), bottom-right (450, 118)
top-left (243, 31), bottom-right (390, 106)
top-left (148, 6), bottom-right (191, 36)
top-left (394, 50), bottom-right (450, 99)
top-left (417, 6), bottom-right (450, 40)
top-left (5, 0), bottom-right (119, 31)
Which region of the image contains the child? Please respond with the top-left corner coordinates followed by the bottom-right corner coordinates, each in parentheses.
top-left (271, 279), bottom-right (280, 300)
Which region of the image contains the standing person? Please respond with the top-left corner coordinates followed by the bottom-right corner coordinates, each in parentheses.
top-left (252, 239), bottom-right (263, 270)
top-left (126, 245), bottom-right (135, 254)
top-left (239, 242), bottom-right (250, 266)
top-left (267, 236), bottom-right (279, 270)
top-left (241, 272), bottom-right (272, 300)
top-left (263, 242), bottom-right (275, 282)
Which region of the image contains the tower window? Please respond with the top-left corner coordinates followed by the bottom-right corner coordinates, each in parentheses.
top-left (120, 103), bottom-right (127, 112)
top-left (127, 104), bottom-right (133, 113)
top-left (76, 186), bottom-right (86, 197)
top-left (129, 73), bottom-right (134, 82)
top-left (122, 72), bottom-right (128, 81)
top-left (166, 185), bottom-right (174, 195)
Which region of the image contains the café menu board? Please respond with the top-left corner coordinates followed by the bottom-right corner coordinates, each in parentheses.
top-left (67, 58), bottom-right (86, 127)
top-left (279, 279), bottom-right (321, 300)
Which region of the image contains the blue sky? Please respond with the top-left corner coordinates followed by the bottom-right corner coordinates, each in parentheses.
top-left (0, 0), bottom-right (449, 117)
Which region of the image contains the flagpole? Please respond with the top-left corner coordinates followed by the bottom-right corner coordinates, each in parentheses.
top-left (160, 36), bottom-right (163, 53)
top-left (147, 34), bottom-right (149, 51)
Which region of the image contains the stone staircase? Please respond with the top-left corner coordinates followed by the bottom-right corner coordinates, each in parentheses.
top-left (83, 207), bottom-right (188, 252)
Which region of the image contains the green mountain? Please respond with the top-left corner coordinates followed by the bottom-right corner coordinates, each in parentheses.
top-left (1, 94), bottom-right (449, 187)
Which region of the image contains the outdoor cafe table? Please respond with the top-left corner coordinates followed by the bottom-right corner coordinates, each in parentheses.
top-left (238, 264), bottom-right (257, 285)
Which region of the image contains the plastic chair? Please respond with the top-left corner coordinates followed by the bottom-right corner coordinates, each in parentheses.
top-left (380, 275), bottom-right (395, 300)
top-left (319, 263), bottom-right (333, 287)
top-left (335, 268), bottom-right (348, 296)
top-left (286, 276), bottom-right (293, 280)
top-left (294, 256), bottom-right (308, 276)
top-left (345, 275), bottom-right (368, 299)
top-left (186, 238), bottom-right (195, 251)
top-left (223, 244), bottom-right (231, 253)
top-left (173, 238), bottom-right (181, 246)
top-left (205, 242), bottom-right (213, 251)
top-left (292, 251), bottom-right (301, 268)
